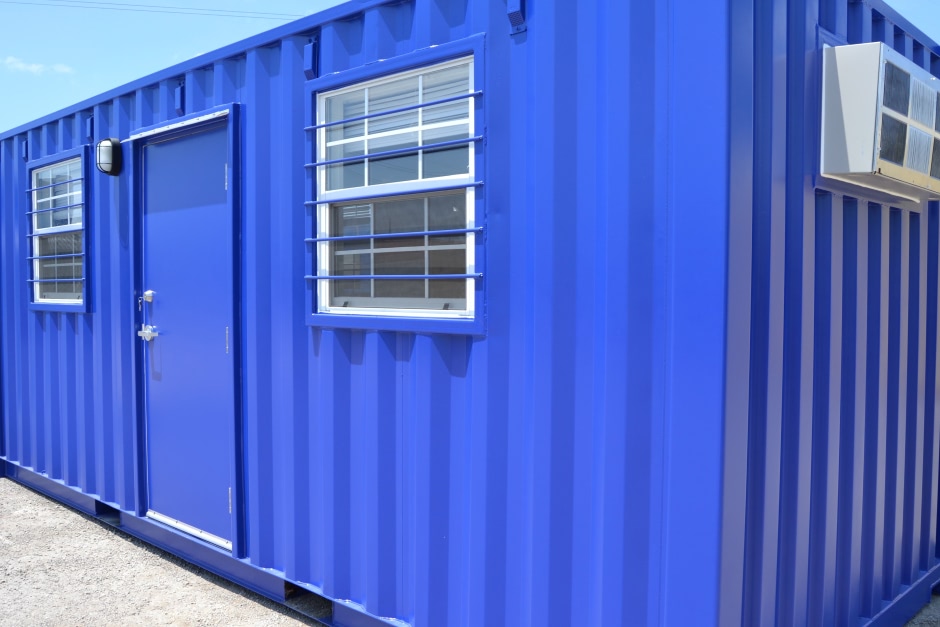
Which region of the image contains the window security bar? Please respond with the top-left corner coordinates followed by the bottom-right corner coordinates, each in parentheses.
top-left (305, 273), bottom-right (482, 281)
top-left (27, 278), bottom-right (85, 284)
top-left (306, 181), bottom-right (482, 206)
top-left (26, 202), bottom-right (83, 216)
top-left (24, 177), bottom-right (83, 193)
top-left (304, 91), bottom-right (483, 132)
top-left (27, 253), bottom-right (85, 261)
top-left (305, 226), bottom-right (482, 244)
top-left (306, 136), bottom-right (483, 169)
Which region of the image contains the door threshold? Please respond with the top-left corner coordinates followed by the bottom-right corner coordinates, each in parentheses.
top-left (146, 509), bottom-right (232, 551)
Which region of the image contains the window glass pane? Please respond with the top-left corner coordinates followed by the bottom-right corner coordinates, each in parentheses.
top-left (368, 131), bottom-right (419, 154)
top-left (36, 256), bottom-right (83, 280)
top-left (884, 63), bottom-right (911, 115)
top-left (423, 101), bottom-right (469, 126)
top-left (333, 203), bottom-right (372, 251)
top-left (331, 253), bottom-right (371, 299)
top-left (424, 146), bottom-right (470, 179)
top-left (428, 192), bottom-right (466, 244)
top-left (369, 153), bottom-right (419, 185)
top-left (424, 64), bottom-right (469, 101)
top-left (375, 251), bottom-right (424, 298)
top-left (375, 251), bottom-right (425, 275)
top-left (423, 124), bottom-right (469, 144)
top-left (423, 125), bottom-right (470, 179)
top-left (374, 197), bottom-right (424, 248)
top-left (327, 141), bottom-right (365, 190)
top-left (36, 169), bottom-right (52, 189)
top-left (369, 77), bottom-right (419, 134)
top-left (326, 89), bottom-right (365, 142)
top-left (368, 131), bottom-right (420, 186)
top-left (429, 249), bottom-right (466, 301)
top-left (37, 231), bottom-right (82, 257)
top-left (880, 114), bottom-right (907, 165)
top-left (428, 248), bottom-right (465, 274)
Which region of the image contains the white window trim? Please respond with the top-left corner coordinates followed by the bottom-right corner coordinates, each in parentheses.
top-left (30, 156), bottom-right (84, 305)
top-left (315, 56), bottom-right (477, 319)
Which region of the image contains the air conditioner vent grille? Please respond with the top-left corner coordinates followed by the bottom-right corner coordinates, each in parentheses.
top-left (930, 139), bottom-right (940, 180)
top-left (907, 126), bottom-right (933, 174)
top-left (935, 94), bottom-right (940, 133)
top-left (881, 114), bottom-right (907, 165)
top-left (884, 62), bottom-right (911, 115)
top-left (911, 79), bottom-right (936, 128)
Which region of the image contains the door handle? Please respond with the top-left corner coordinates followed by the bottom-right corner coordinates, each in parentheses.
top-left (138, 324), bottom-right (159, 341)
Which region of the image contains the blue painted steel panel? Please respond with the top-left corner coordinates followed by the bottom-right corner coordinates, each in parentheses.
top-left (2, 0), bottom-right (940, 626)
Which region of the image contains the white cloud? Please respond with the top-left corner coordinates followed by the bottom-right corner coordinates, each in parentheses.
top-left (3, 56), bottom-right (73, 75)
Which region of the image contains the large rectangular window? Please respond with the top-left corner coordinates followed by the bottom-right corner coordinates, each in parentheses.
top-left (313, 56), bottom-right (479, 319)
top-left (29, 155), bottom-right (85, 306)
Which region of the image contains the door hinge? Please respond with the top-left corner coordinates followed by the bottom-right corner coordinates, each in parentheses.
top-left (225, 326), bottom-right (230, 354)
top-left (224, 163), bottom-right (228, 191)
top-left (228, 487), bottom-right (232, 514)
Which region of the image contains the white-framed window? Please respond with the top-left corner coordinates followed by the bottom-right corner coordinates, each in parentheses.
top-left (29, 156), bottom-right (85, 305)
top-left (314, 56), bottom-right (478, 318)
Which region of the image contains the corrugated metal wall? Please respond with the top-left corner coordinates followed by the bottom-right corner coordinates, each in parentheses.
top-left (724, 0), bottom-right (940, 625)
top-left (0, 1), bottom-right (731, 625)
top-left (10, 0), bottom-right (940, 625)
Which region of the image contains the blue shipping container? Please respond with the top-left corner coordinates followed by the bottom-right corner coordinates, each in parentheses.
top-left (2, 0), bottom-right (940, 625)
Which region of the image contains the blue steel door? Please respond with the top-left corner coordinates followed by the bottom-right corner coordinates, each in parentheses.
top-left (141, 122), bottom-right (234, 549)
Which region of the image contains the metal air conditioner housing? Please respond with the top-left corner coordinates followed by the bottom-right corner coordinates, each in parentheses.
top-left (821, 42), bottom-right (940, 202)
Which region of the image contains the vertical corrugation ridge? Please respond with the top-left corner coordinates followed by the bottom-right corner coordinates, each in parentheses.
top-left (924, 203), bottom-right (940, 569)
top-left (902, 212), bottom-right (923, 584)
top-left (884, 208), bottom-right (904, 598)
top-left (243, 45), bottom-right (276, 568)
top-left (834, 197), bottom-right (863, 625)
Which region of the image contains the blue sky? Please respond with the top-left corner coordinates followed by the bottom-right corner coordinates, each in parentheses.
top-left (0, 0), bottom-right (345, 132)
top-left (0, 1), bottom-right (937, 133)
top-left (886, 0), bottom-right (940, 42)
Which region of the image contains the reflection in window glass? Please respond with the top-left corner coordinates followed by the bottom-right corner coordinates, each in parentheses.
top-left (320, 59), bottom-right (472, 192)
top-left (329, 191), bottom-right (469, 310)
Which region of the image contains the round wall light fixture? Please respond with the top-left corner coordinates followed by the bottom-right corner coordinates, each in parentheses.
top-left (95, 138), bottom-right (122, 176)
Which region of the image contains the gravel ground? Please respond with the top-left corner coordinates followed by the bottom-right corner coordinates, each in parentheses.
top-left (0, 477), bottom-right (318, 627)
top-left (7, 472), bottom-right (939, 627)
top-left (910, 596), bottom-right (940, 626)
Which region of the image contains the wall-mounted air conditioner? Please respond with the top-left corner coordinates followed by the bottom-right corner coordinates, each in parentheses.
top-left (821, 41), bottom-right (940, 202)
